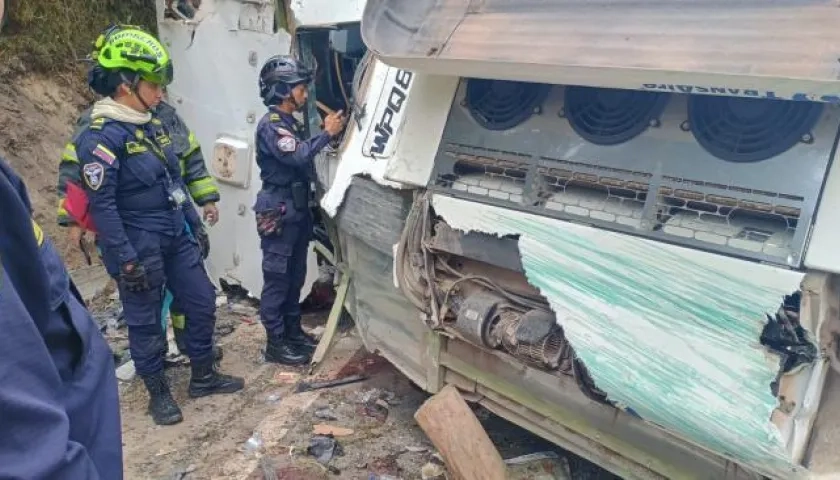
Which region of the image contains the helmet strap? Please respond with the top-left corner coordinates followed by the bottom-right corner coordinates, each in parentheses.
top-left (120, 72), bottom-right (152, 112)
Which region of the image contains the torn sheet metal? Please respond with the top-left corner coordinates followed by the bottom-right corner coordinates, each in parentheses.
top-left (320, 60), bottom-right (406, 218)
top-left (431, 194), bottom-right (807, 476)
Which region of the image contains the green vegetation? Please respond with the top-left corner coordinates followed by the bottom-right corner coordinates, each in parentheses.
top-left (0, 0), bottom-right (156, 74)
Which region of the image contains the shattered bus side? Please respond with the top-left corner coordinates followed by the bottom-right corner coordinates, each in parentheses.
top-left (158, 0), bottom-right (840, 478)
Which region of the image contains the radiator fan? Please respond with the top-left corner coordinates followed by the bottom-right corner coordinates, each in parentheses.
top-left (465, 79), bottom-right (551, 131)
top-left (565, 86), bottom-right (669, 146)
top-left (688, 96), bottom-right (823, 163)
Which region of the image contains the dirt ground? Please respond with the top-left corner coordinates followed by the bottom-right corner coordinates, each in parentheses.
top-left (107, 303), bottom-right (606, 480)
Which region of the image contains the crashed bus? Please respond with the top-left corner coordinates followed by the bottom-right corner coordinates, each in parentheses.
top-left (157, 1), bottom-right (840, 478)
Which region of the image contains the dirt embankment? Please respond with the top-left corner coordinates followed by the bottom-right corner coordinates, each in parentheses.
top-left (0, 0), bottom-right (156, 265)
top-left (0, 76), bottom-right (92, 266)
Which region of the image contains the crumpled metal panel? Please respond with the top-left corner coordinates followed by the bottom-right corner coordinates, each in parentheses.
top-left (431, 193), bottom-right (808, 477)
top-left (361, 0), bottom-right (840, 102)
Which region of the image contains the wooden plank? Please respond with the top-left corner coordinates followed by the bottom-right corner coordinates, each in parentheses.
top-left (414, 384), bottom-right (507, 480)
top-left (308, 271), bottom-right (351, 374)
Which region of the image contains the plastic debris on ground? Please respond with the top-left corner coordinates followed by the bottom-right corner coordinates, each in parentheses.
top-left (420, 462), bottom-right (446, 479)
top-left (115, 360), bottom-right (136, 382)
top-left (307, 434), bottom-right (343, 465)
top-left (242, 431), bottom-right (264, 457)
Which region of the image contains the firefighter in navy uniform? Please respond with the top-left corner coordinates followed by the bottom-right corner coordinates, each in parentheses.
top-left (0, 158), bottom-right (123, 479)
top-left (76, 27), bottom-right (244, 426)
top-left (254, 55), bottom-right (345, 365)
top-left (57, 26), bottom-right (223, 360)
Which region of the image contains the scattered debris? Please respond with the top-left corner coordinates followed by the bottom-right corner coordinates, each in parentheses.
top-left (415, 385), bottom-right (507, 480)
top-left (368, 454), bottom-right (401, 477)
top-left (404, 446), bottom-right (428, 453)
top-left (215, 295), bottom-right (228, 307)
top-left (170, 463), bottom-right (197, 480)
top-left (309, 326), bottom-right (326, 338)
top-left (357, 399), bottom-right (389, 423)
top-left (312, 424), bottom-right (354, 437)
top-left (294, 374), bottom-right (367, 393)
top-left (506, 452), bottom-right (572, 480)
top-left (275, 371), bottom-right (301, 384)
top-left (421, 462), bottom-right (447, 479)
top-left (242, 431), bottom-right (264, 456)
top-left (115, 360), bottom-right (136, 382)
top-left (218, 278), bottom-right (254, 305)
top-left (229, 303), bottom-right (259, 317)
top-left (265, 393), bottom-right (282, 404)
top-left (307, 434), bottom-right (343, 465)
top-left (240, 316), bottom-right (257, 325)
top-left (215, 323), bottom-right (236, 336)
top-left (314, 407), bottom-right (338, 421)
top-left (155, 448), bottom-right (177, 457)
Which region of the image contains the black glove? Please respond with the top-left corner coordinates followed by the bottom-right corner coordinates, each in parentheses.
top-left (195, 228), bottom-right (210, 259)
top-left (120, 261), bottom-right (150, 292)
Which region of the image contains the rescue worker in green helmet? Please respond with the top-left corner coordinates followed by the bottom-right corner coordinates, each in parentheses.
top-left (75, 27), bottom-right (244, 426)
top-left (58, 24), bottom-right (222, 362)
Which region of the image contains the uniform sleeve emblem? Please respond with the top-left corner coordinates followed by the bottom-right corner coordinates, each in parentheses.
top-left (83, 163), bottom-right (105, 191)
top-left (277, 135), bottom-right (297, 153)
top-left (92, 143), bottom-right (116, 165)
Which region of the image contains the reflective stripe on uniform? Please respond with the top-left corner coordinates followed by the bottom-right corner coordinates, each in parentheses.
top-left (171, 313), bottom-right (186, 329)
top-left (57, 198), bottom-right (69, 218)
top-left (62, 144), bottom-right (78, 163)
top-left (32, 219), bottom-right (44, 247)
top-left (188, 177), bottom-right (219, 201)
top-left (185, 131), bottom-right (201, 156)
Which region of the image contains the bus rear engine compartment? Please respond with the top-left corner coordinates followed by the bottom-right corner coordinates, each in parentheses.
top-left (385, 77), bottom-right (830, 473)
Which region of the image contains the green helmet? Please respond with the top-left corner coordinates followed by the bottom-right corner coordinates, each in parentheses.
top-left (95, 28), bottom-right (174, 86)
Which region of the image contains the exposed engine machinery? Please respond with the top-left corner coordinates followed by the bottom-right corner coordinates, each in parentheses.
top-left (396, 193), bottom-right (609, 404)
top-left (395, 79), bottom-right (825, 410)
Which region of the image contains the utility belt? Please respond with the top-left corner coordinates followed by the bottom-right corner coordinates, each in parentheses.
top-left (264, 181), bottom-right (309, 211)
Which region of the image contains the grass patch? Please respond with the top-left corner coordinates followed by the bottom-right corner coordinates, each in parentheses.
top-left (0, 0), bottom-right (157, 75)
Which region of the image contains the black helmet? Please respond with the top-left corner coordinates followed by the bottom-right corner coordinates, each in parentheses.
top-left (258, 55), bottom-right (313, 106)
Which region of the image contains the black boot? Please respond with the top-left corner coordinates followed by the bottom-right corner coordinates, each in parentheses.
top-left (285, 315), bottom-right (318, 351)
top-left (174, 326), bottom-right (224, 361)
top-left (142, 372), bottom-right (183, 426)
top-left (188, 357), bottom-right (245, 398)
top-left (265, 334), bottom-right (310, 365)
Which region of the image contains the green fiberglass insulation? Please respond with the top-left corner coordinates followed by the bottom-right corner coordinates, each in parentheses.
top-left (431, 194), bottom-right (808, 475)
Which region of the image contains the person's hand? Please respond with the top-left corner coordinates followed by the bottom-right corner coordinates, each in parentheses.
top-left (120, 261), bottom-right (150, 292)
top-left (202, 202), bottom-right (219, 226)
top-left (323, 110), bottom-right (346, 137)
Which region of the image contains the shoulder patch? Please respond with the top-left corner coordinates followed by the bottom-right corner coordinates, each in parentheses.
top-left (276, 127), bottom-right (294, 137)
top-left (90, 117), bottom-right (107, 130)
top-left (277, 135), bottom-right (297, 153)
top-left (269, 113), bottom-right (281, 122)
top-left (92, 143), bottom-right (116, 165)
top-left (83, 163), bottom-right (105, 191)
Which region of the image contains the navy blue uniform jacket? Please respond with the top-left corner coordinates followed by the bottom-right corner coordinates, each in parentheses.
top-left (0, 158), bottom-right (123, 479)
